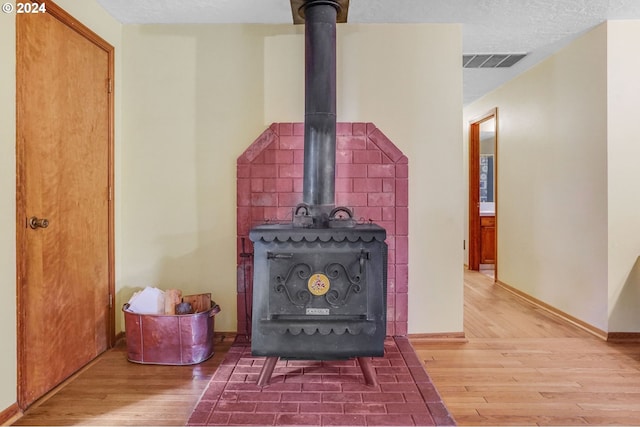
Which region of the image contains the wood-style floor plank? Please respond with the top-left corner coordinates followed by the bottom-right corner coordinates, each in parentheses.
top-left (12, 333), bottom-right (235, 426)
top-left (412, 269), bottom-right (640, 426)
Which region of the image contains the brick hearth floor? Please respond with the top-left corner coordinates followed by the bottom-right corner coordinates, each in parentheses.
top-left (187, 336), bottom-right (455, 426)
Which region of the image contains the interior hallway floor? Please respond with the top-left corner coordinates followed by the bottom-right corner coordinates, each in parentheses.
top-left (12, 269), bottom-right (640, 426)
top-left (413, 269), bottom-right (640, 425)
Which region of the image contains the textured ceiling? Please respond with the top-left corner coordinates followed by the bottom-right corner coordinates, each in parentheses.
top-left (95, 0), bottom-right (640, 104)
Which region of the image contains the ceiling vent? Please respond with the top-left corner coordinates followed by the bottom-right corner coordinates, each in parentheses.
top-left (463, 54), bottom-right (527, 68)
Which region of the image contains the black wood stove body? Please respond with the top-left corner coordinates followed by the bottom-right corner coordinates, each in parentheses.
top-left (250, 223), bottom-right (387, 360)
top-left (249, 0), bottom-right (388, 386)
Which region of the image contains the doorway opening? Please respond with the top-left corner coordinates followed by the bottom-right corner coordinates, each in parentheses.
top-left (468, 108), bottom-right (497, 280)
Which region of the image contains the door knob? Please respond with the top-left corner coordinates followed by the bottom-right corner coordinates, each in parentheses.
top-left (29, 216), bottom-right (49, 229)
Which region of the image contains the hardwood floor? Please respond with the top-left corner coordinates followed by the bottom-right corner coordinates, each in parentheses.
top-left (12, 334), bottom-right (236, 426)
top-left (412, 270), bottom-right (640, 426)
top-left (11, 270), bottom-right (640, 426)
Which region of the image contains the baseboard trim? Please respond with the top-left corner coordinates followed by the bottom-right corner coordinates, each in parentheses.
top-left (496, 280), bottom-right (608, 340)
top-left (0, 403), bottom-right (21, 425)
top-left (408, 332), bottom-right (468, 343)
top-left (607, 332), bottom-right (640, 342)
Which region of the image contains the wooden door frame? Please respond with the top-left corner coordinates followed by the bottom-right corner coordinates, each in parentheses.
top-left (468, 108), bottom-right (498, 278)
top-left (16, 0), bottom-right (115, 408)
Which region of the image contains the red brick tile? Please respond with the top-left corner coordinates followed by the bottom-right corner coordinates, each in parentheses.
top-left (352, 123), bottom-right (367, 136)
top-left (386, 402), bottom-right (429, 414)
top-left (278, 192), bottom-right (302, 208)
top-left (293, 178), bottom-right (303, 192)
top-left (367, 193), bottom-right (395, 206)
top-left (396, 236), bottom-right (408, 264)
top-left (375, 374), bottom-right (398, 383)
top-left (362, 392), bottom-right (405, 403)
top-left (237, 178), bottom-right (251, 206)
top-left (395, 293), bottom-right (408, 323)
top-left (321, 392), bottom-right (362, 403)
top-left (381, 206), bottom-right (395, 221)
top-left (380, 382), bottom-right (419, 393)
top-left (276, 414), bottom-right (320, 426)
top-left (212, 365), bottom-right (234, 382)
top-left (321, 374), bottom-right (361, 383)
top-left (366, 414), bottom-right (415, 426)
top-left (336, 122), bottom-right (353, 135)
top-left (367, 164), bottom-right (395, 178)
top-left (341, 383), bottom-right (382, 393)
top-left (293, 149), bottom-right (304, 164)
top-left (237, 391), bottom-right (282, 402)
top-left (251, 164), bottom-right (278, 178)
top-left (395, 264), bottom-right (408, 293)
top-left (187, 409), bottom-right (210, 424)
top-left (427, 402), bottom-right (456, 425)
top-left (237, 164), bottom-right (251, 177)
top-left (229, 373), bottom-right (248, 382)
top-left (336, 192), bottom-right (367, 207)
top-left (395, 207), bottom-right (408, 236)
top-left (279, 135), bottom-right (303, 150)
top-left (293, 122), bottom-right (304, 136)
top-left (322, 414), bottom-right (366, 426)
top-left (278, 123), bottom-right (293, 136)
top-left (396, 178), bottom-right (408, 206)
top-left (215, 401), bottom-right (257, 413)
top-left (337, 136), bottom-right (367, 151)
top-left (353, 177), bottom-right (382, 192)
top-left (241, 128), bottom-right (277, 163)
top-left (335, 178), bottom-right (352, 193)
top-left (302, 383), bottom-right (341, 392)
top-left (281, 392), bottom-right (321, 402)
top-left (417, 383), bottom-right (442, 403)
top-left (396, 162), bottom-right (408, 178)
top-left (220, 390), bottom-right (239, 401)
top-left (275, 149), bottom-right (294, 164)
top-left (263, 149), bottom-right (276, 164)
top-left (351, 207), bottom-right (381, 222)
top-left (336, 149), bottom-right (353, 164)
top-left (336, 163), bottom-right (367, 178)
top-left (204, 412), bottom-right (230, 425)
top-left (229, 413), bottom-right (276, 425)
top-left (383, 176), bottom-right (395, 193)
top-left (225, 382), bottom-right (270, 391)
top-left (343, 403), bottom-right (386, 414)
top-left (251, 193), bottom-right (278, 207)
top-left (255, 402), bottom-right (298, 413)
top-left (300, 402), bottom-right (343, 413)
top-left (404, 392), bottom-right (425, 403)
top-left (353, 150), bottom-right (382, 164)
top-left (368, 128), bottom-right (404, 163)
top-left (412, 413), bottom-right (436, 426)
top-left (260, 383), bottom-right (302, 392)
top-left (278, 164), bottom-right (303, 178)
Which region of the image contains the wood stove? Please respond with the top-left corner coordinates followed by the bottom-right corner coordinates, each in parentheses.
top-left (250, 0), bottom-right (388, 386)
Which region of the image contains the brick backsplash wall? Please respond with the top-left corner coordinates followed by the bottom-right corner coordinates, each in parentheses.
top-left (237, 122), bottom-right (408, 337)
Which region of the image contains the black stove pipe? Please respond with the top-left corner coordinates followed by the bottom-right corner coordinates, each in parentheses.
top-left (301, 1), bottom-right (339, 227)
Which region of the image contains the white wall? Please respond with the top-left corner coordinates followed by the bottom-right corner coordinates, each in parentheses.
top-left (120, 24), bottom-right (272, 332)
top-left (464, 24), bottom-right (609, 331)
top-left (606, 21), bottom-right (640, 332)
top-left (122, 23), bottom-right (464, 335)
top-left (0, 0), bottom-right (122, 412)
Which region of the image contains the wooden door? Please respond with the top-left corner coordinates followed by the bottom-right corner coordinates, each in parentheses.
top-left (468, 108), bottom-right (498, 275)
top-left (16, 1), bottom-right (115, 409)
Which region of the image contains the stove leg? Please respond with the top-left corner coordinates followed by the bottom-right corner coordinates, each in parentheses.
top-left (357, 357), bottom-right (378, 387)
top-left (257, 356), bottom-right (279, 387)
